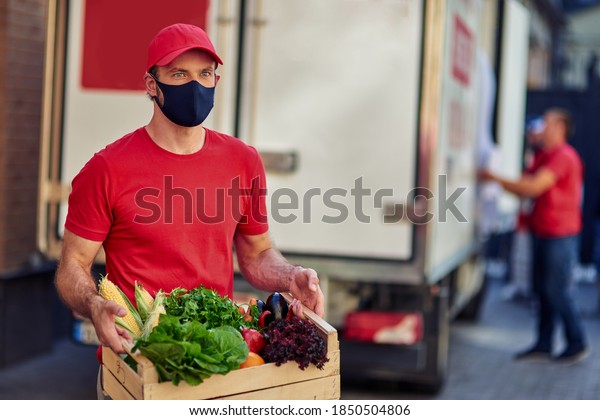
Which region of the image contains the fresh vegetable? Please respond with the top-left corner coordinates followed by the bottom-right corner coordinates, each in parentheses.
top-left (241, 327), bottom-right (266, 354)
top-left (141, 290), bottom-right (166, 340)
top-left (266, 292), bottom-right (288, 320)
top-left (244, 311), bottom-right (254, 323)
top-left (98, 275), bottom-right (142, 339)
top-left (286, 304), bottom-right (295, 320)
top-left (256, 299), bottom-right (266, 314)
top-left (132, 314), bottom-right (248, 386)
top-left (164, 286), bottom-right (258, 330)
top-left (240, 351), bottom-right (265, 368)
top-left (262, 317), bottom-right (329, 370)
top-left (134, 280), bottom-right (155, 323)
top-left (258, 310), bottom-right (274, 329)
top-left (247, 302), bottom-right (261, 323)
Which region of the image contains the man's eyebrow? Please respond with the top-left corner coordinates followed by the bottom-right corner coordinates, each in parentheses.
top-left (167, 67), bottom-right (189, 73)
top-left (167, 66), bottom-right (214, 73)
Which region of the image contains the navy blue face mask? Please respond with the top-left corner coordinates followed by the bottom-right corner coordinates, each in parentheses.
top-left (152, 77), bottom-right (215, 127)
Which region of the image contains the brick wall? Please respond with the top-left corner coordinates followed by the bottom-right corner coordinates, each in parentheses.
top-left (0, 0), bottom-right (47, 272)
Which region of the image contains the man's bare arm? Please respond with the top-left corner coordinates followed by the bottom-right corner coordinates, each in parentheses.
top-left (234, 231), bottom-right (293, 291)
top-left (234, 231), bottom-right (325, 317)
top-left (480, 167), bottom-right (557, 198)
top-left (55, 230), bottom-right (103, 318)
top-left (55, 229), bottom-right (132, 353)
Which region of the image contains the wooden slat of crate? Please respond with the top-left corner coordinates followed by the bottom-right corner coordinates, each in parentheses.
top-left (102, 345), bottom-right (145, 399)
top-left (138, 350), bottom-right (339, 400)
top-left (102, 366), bottom-right (135, 400)
top-left (104, 368), bottom-right (340, 400)
top-left (215, 375), bottom-right (341, 400)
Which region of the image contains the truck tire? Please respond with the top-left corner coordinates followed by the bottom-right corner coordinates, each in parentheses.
top-left (416, 280), bottom-right (450, 394)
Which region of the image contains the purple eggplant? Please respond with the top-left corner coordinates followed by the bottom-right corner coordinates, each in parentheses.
top-left (266, 292), bottom-right (288, 320)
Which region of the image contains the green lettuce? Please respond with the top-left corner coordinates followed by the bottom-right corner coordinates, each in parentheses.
top-left (132, 314), bottom-right (249, 386)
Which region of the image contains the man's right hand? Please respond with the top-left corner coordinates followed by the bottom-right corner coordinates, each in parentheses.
top-left (89, 295), bottom-right (134, 354)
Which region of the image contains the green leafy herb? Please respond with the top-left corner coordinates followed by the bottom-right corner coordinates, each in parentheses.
top-left (164, 286), bottom-right (258, 330)
top-left (132, 314), bottom-right (249, 386)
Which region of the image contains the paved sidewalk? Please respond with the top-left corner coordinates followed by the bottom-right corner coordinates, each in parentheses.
top-left (438, 281), bottom-right (600, 399)
top-left (0, 338), bottom-right (98, 399)
top-left (342, 276), bottom-right (600, 399)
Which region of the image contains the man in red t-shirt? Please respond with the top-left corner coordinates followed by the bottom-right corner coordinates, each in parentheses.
top-left (54, 24), bottom-right (325, 357)
top-left (480, 108), bottom-right (588, 364)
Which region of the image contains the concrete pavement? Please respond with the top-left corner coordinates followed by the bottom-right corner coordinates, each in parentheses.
top-left (342, 275), bottom-right (600, 399)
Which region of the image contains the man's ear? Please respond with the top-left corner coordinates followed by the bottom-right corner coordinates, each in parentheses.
top-left (144, 72), bottom-right (158, 97)
top-left (215, 73), bottom-right (221, 86)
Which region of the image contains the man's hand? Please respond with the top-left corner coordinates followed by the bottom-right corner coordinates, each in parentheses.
top-left (289, 267), bottom-right (325, 318)
top-left (89, 295), bottom-right (134, 354)
top-left (478, 168), bottom-right (496, 182)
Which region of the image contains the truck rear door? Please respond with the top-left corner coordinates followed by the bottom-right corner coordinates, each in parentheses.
top-left (234, 0), bottom-right (423, 263)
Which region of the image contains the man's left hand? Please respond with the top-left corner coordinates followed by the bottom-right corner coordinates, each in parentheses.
top-left (289, 267), bottom-right (325, 318)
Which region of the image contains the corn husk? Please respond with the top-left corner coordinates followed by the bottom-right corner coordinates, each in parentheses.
top-left (135, 281), bottom-right (155, 323)
top-left (141, 290), bottom-right (166, 340)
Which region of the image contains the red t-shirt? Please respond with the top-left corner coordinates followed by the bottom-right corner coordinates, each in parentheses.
top-left (516, 149), bottom-right (542, 232)
top-left (65, 127), bottom-right (269, 303)
top-left (528, 143), bottom-right (583, 238)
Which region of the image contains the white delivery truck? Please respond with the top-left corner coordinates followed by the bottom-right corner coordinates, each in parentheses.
top-left (39, 0), bottom-right (530, 391)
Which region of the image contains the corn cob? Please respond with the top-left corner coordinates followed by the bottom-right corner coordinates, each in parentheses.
top-left (134, 281), bottom-right (155, 323)
top-left (141, 290), bottom-right (166, 340)
top-left (98, 275), bottom-right (142, 339)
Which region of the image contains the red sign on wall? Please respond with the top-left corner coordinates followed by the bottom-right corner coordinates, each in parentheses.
top-left (81, 0), bottom-right (209, 91)
top-left (451, 14), bottom-right (473, 87)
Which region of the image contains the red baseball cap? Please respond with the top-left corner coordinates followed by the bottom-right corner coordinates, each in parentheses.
top-left (146, 23), bottom-right (223, 71)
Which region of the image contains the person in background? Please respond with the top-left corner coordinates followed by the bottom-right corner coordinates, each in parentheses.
top-left (54, 23), bottom-right (324, 357)
top-left (502, 116), bottom-right (546, 301)
top-left (479, 107), bottom-right (589, 364)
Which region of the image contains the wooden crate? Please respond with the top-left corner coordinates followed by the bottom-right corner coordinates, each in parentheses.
top-left (102, 296), bottom-right (340, 400)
